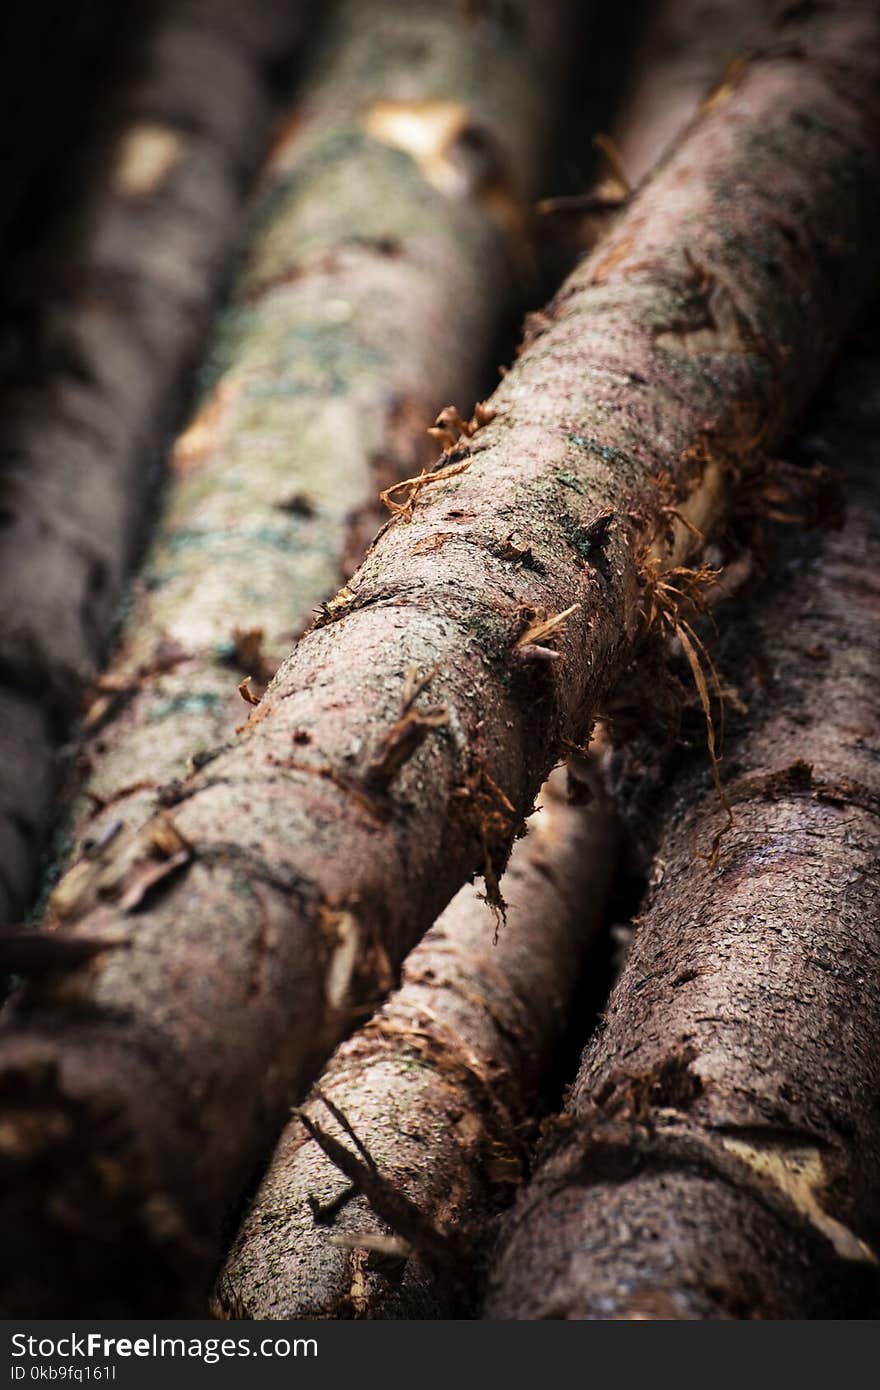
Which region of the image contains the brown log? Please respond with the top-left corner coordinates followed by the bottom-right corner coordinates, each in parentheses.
top-left (214, 767), bottom-right (618, 1318)
top-left (486, 338), bottom-right (880, 1319)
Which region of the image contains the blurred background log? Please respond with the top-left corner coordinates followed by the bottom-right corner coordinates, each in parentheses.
top-left (0, 0), bottom-right (312, 927)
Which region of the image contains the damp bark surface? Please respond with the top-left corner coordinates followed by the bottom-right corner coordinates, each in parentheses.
top-left (1, 1), bottom-right (879, 1316)
top-left (214, 767), bottom-right (618, 1319)
top-left (213, 0), bottom-right (771, 1323)
top-left (0, 0), bottom-right (311, 926)
top-left (63, 0), bottom-right (581, 871)
top-left (485, 343), bottom-right (880, 1319)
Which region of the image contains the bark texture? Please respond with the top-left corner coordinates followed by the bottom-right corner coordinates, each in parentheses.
top-left (1, 1), bottom-right (879, 1315)
top-left (214, 767), bottom-right (618, 1319)
top-left (0, 0), bottom-right (310, 925)
top-left (214, 0), bottom-right (770, 1323)
top-left (486, 342), bottom-right (880, 1319)
top-left (64, 0), bottom-right (580, 868)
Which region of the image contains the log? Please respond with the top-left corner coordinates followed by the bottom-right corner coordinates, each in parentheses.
top-left (215, 0), bottom-right (775, 1322)
top-left (1, 0), bottom-right (878, 1315)
top-left (65, 0), bottom-right (581, 868)
top-left (0, 0), bottom-right (311, 926)
top-left (214, 766), bottom-right (618, 1318)
top-left (486, 337), bottom-right (880, 1319)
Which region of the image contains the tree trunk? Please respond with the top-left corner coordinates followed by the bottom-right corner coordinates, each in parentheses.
top-left (0, 0), bottom-right (311, 926)
top-left (1, 1), bottom-right (878, 1316)
top-left (214, 0), bottom-right (775, 1322)
top-left (214, 766), bottom-right (618, 1319)
top-left (486, 338), bottom-right (880, 1319)
top-left (64, 0), bottom-right (581, 870)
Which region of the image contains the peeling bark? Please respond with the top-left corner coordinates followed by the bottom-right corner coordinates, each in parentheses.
top-left (64, 0), bottom-right (581, 870)
top-left (214, 767), bottom-right (618, 1319)
top-left (485, 342), bottom-right (880, 1319)
top-left (1, 1), bottom-right (879, 1315)
top-left (214, 0), bottom-right (774, 1324)
top-left (0, 0), bottom-right (311, 925)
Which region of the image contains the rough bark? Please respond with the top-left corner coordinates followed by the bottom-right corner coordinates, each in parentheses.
top-left (0, 0), bottom-right (310, 926)
top-left (63, 0), bottom-right (581, 871)
top-left (214, 0), bottom-right (771, 1323)
top-left (214, 767), bottom-right (618, 1319)
top-left (485, 341), bottom-right (880, 1319)
top-left (1, 1), bottom-right (879, 1316)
